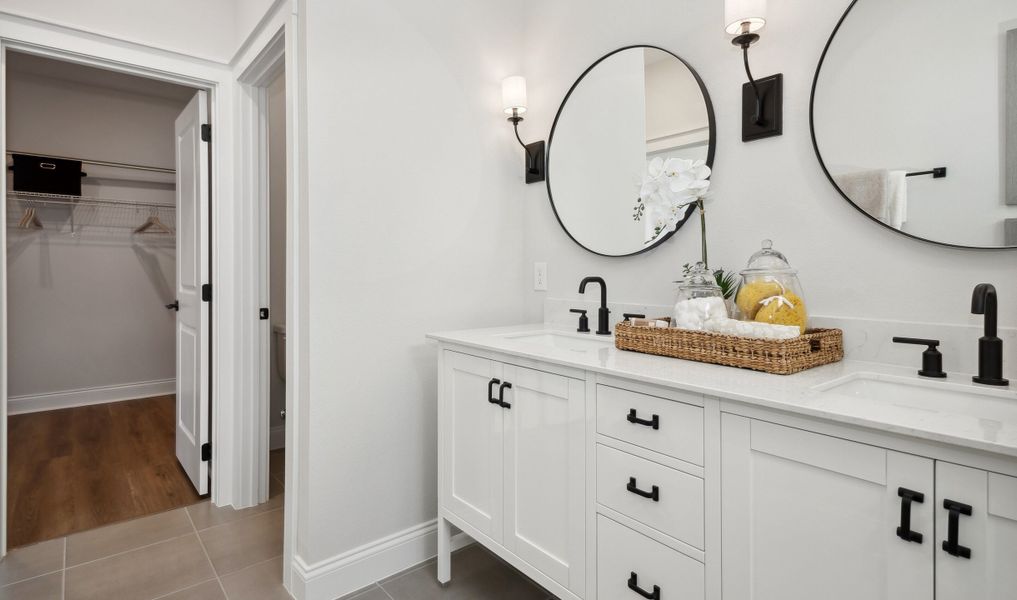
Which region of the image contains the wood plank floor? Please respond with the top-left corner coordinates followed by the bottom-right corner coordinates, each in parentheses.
top-left (7, 395), bottom-right (203, 549)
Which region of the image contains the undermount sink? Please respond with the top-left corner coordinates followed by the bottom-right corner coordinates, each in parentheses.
top-left (500, 331), bottom-right (614, 352)
top-left (814, 372), bottom-right (1017, 422)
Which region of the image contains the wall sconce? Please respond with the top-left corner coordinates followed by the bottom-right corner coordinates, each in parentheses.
top-left (502, 76), bottom-right (545, 184)
top-left (725, 0), bottom-right (783, 142)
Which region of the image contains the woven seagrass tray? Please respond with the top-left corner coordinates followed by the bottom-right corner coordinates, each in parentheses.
top-left (614, 321), bottom-right (844, 375)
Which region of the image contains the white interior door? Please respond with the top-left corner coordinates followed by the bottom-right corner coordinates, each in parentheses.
top-left (174, 90), bottom-right (210, 495)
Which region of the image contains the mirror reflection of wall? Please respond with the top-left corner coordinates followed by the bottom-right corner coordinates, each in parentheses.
top-left (645, 51), bottom-right (710, 164)
top-left (813, 0), bottom-right (1017, 248)
top-left (548, 47), bottom-right (714, 257)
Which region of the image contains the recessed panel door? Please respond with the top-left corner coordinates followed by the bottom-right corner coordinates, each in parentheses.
top-left (174, 90), bottom-right (210, 495)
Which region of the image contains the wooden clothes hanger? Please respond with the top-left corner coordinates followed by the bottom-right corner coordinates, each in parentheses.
top-left (134, 209), bottom-right (174, 235)
top-left (17, 206), bottom-right (42, 229)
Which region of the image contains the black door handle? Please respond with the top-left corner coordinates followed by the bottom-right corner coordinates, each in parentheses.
top-left (165, 300), bottom-right (179, 311)
top-left (626, 477), bottom-right (659, 502)
top-left (627, 572), bottom-right (660, 600)
top-left (488, 381), bottom-right (511, 409)
top-left (942, 499), bottom-right (972, 558)
top-left (896, 487), bottom-right (925, 543)
top-left (627, 409), bottom-right (659, 430)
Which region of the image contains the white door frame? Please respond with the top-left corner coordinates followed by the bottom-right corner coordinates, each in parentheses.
top-left (232, 6), bottom-right (302, 587)
top-left (0, 14), bottom-right (240, 553)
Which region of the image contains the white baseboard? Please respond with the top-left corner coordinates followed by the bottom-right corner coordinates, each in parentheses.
top-left (8, 378), bottom-right (176, 415)
top-left (291, 519), bottom-right (473, 600)
top-left (270, 425), bottom-right (285, 450)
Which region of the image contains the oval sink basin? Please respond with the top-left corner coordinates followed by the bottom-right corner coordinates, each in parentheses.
top-left (500, 331), bottom-right (614, 353)
top-left (814, 372), bottom-right (1017, 423)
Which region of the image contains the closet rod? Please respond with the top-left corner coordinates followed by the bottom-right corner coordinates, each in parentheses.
top-left (6, 150), bottom-right (175, 175)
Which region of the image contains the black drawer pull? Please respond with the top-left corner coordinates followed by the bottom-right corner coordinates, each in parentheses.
top-left (896, 487), bottom-right (925, 544)
top-left (626, 477), bottom-right (659, 502)
top-left (488, 381), bottom-right (512, 409)
top-left (627, 572), bottom-right (660, 600)
top-left (627, 409), bottom-right (659, 430)
top-left (942, 499), bottom-right (972, 559)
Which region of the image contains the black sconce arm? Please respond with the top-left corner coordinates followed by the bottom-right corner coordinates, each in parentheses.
top-left (511, 118), bottom-right (539, 175)
top-left (730, 27), bottom-right (783, 142)
top-left (506, 109), bottom-right (546, 184)
top-left (741, 46), bottom-right (763, 126)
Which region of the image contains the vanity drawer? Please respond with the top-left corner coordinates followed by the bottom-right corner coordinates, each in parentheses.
top-left (597, 514), bottom-right (704, 600)
top-left (596, 444), bottom-right (704, 549)
top-left (597, 384), bottom-right (704, 465)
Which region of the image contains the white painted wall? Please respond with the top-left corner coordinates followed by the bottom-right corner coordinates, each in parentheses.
top-left (296, 0), bottom-right (527, 570)
top-left (268, 69), bottom-right (286, 444)
top-left (1, 0), bottom-right (281, 63)
top-left (5, 62), bottom-right (191, 399)
top-left (233, 0), bottom-right (280, 53)
top-left (519, 0), bottom-right (1017, 329)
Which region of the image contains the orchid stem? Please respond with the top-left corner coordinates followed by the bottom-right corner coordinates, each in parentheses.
top-left (698, 199), bottom-right (708, 269)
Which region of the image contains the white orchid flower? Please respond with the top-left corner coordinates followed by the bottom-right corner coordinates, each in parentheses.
top-left (634, 154), bottom-right (713, 245)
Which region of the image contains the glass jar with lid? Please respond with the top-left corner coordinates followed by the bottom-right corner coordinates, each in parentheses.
top-left (673, 262), bottom-right (728, 330)
top-left (735, 240), bottom-right (808, 333)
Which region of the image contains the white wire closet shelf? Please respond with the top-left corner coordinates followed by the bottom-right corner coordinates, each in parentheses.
top-left (6, 190), bottom-right (176, 236)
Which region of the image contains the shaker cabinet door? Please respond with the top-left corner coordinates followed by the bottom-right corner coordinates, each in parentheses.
top-left (936, 463), bottom-right (1017, 600)
top-left (501, 364), bottom-right (586, 595)
top-left (721, 414), bottom-right (934, 600)
top-left (441, 352), bottom-right (504, 543)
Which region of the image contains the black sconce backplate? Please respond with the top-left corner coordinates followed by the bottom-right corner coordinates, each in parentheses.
top-left (525, 140), bottom-right (546, 184)
top-left (742, 73), bottom-right (783, 142)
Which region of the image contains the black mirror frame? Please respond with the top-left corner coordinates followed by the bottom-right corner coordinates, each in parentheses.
top-left (546, 45), bottom-right (717, 258)
top-left (809, 0), bottom-right (1016, 251)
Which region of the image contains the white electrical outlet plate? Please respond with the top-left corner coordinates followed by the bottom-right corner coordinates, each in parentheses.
top-left (534, 262), bottom-right (548, 291)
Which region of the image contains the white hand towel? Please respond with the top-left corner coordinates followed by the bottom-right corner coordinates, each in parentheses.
top-left (886, 170), bottom-right (908, 229)
top-left (833, 169), bottom-right (892, 224)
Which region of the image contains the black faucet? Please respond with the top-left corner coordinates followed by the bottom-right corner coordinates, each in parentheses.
top-left (578, 276), bottom-right (611, 335)
top-left (971, 283), bottom-right (1009, 386)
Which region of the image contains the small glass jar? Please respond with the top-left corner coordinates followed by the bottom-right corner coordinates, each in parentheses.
top-left (673, 262), bottom-right (728, 330)
top-left (735, 240), bottom-right (808, 333)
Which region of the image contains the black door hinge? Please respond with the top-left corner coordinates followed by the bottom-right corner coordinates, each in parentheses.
top-left (259, 307), bottom-right (270, 320)
top-left (201, 124), bottom-right (211, 143)
top-left (201, 284), bottom-right (212, 302)
top-left (201, 442), bottom-right (212, 461)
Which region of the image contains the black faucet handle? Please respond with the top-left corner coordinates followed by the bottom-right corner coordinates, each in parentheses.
top-left (893, 337), bottom-right (941, 348)
top-left (623, 313), bottom-right (646, 322)
top-left (893, 337), bottom-right (946, 378)
top-left (570, 309), bottom-right (590, 333)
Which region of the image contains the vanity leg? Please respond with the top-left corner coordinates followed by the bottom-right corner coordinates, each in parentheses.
top-left (437, 515), bottom-right (452, 585)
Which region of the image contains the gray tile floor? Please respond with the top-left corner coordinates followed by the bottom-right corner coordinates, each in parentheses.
top-left (0, 452), bottom-right (287, 600)
top-left (340, 545), bottom-right (556, 600)
top-left (1, 447), bottom-right (554, 600)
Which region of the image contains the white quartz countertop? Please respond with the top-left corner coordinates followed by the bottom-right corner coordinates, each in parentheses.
top-left (427, 324), bottom-right (1017, 459)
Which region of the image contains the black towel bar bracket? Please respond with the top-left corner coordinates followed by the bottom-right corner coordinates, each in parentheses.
top-left (906, 167), bottom-right (947, 179)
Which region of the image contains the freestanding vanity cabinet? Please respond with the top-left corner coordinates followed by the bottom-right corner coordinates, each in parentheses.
top-left (430, 326), bottom-right (1017, 600)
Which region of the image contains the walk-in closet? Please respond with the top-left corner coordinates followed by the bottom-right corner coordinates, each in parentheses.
top-left (4, 51), bottom-right (205, 548)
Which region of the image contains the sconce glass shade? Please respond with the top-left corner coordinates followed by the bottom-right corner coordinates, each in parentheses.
top-left (725, 0), bottom-right (767, 35)
top-left (502, 76), bottom-right (528, 115)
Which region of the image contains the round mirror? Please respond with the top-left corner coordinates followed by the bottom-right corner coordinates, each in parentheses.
top-left (547, 46), bottom-right (716, 257)
top-left (812, 0), bottom-right (1017, 249)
